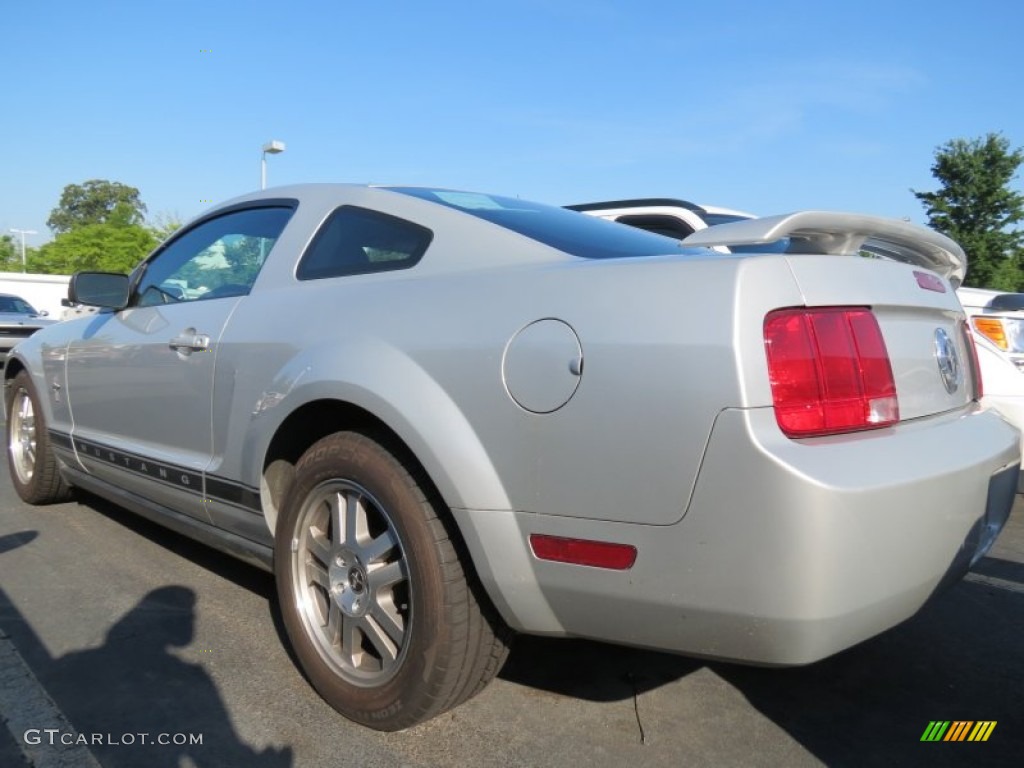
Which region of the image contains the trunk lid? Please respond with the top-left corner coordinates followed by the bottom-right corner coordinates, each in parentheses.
top-left (682, 210), bottom-right (975, 423)
top-left (782, 255), bottom-right (976, 421)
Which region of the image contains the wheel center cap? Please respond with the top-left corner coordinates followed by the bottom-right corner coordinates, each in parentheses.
top-left (328, 554), bottom-right (369, 617)
top-left (348, 567), bottom-right (366, 594)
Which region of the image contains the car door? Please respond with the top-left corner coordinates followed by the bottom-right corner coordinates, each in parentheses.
top-left (64, 205), bottom-right (294, 523)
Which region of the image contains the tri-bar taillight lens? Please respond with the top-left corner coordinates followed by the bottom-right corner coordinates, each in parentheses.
top-left (764, 307), bottom-right (899, 438)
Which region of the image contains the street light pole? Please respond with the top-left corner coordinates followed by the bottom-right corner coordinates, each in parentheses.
top-left (8, 228), bottom-right (37, 273)
top-left (261, 140), bottom-right (286, 190)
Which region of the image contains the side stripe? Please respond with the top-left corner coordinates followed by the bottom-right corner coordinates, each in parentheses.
top-left (51, 430), bottom-right (261, 514)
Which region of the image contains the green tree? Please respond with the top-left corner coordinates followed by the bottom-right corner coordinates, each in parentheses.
top-left (0, 234), bottom-right (20, 271)
top-left (147, 212), bottom-right (185, 244)
top-left (47, 180), bottom-right (148, 234)
top-left (913, 133), bottom-right (1024, 290)
top-left (29, 223), bottom-right (157, 275)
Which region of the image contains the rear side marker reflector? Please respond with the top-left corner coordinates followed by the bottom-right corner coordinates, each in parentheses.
top-left (764, 307), bottom-right (899, 438)
top-left (529, 534), bottom-right (637, 570)
top-left (914, 270), bottom-right (947, 293)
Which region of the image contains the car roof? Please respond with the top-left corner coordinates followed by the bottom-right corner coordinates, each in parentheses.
top-left (565, 198), bottom-right (707, 214)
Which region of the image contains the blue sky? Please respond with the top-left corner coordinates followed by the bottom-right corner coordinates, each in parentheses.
top-left (3, 0), bottom-right (1022, 244)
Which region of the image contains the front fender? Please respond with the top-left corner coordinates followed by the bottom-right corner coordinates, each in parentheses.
top-left (5, 336), bottom-right (74, 440)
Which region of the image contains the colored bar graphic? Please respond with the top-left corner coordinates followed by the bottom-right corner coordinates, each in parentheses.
top-left (921, 720), bottom-right (996, 742)
top-left (921, 721), bottom-right (950, 741)
top-left (944, 721), bottom-right (973, 741)
top-left (968, 722), bottom-right (997, 742)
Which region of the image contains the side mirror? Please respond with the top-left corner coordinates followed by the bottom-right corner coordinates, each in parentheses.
top-left (69, 272), bottom-right (130, 310)
top-left (37, 310), bottom-right (49, 317)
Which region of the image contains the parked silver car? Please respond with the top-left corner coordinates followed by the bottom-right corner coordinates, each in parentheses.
top-left (0, 292), bottom-right (55, 359)
top-left (5, 185), bottom-right (1018, 730)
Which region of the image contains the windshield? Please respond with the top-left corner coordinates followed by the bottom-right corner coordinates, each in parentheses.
top-left (390, 188), bottom-right (707, 259)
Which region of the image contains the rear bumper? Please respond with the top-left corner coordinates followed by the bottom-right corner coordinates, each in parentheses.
top-left (462, 405), bottom-right (1019, 665)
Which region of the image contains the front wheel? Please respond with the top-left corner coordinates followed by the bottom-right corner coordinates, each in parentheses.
top-left (274, 431), bottom-right (510, 730)
top-left (5, 371), bottom-right (72, 504)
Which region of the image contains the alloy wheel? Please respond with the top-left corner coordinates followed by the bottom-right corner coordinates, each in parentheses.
top-left (289, 479), bottom-right (410, 686)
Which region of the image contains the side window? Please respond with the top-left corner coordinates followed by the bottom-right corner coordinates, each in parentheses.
top-left (134, 206), bottom-right (294, 307)
top-left (297, 206), bottom-right (432, 281)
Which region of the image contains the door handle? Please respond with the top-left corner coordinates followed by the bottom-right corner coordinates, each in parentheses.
top-left (169, 329), bottom-right (211, 355)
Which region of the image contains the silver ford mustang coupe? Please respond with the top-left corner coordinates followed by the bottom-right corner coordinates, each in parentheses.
top-left (5, 184), bottom-right (1018, 730)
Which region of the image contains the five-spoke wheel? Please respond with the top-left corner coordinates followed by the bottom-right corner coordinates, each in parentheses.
top-left (8, 383), bottom-right (37, 486)
top-left (5, 370), bottom-right (71, 504)
top-left (290, 479), bottom-right (410, 686)
top-left (275, 431), bottom-right (510, 730)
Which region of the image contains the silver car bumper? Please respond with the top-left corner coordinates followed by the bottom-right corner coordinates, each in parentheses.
top-left (461, 405), bottom-right (1020, 665)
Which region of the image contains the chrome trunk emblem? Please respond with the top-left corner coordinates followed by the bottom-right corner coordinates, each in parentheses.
top-left (934, 328), bottom-right (962, 394)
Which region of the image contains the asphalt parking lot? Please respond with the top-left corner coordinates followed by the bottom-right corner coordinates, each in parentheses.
top-left (1, 450), bottom-right (1022, 767)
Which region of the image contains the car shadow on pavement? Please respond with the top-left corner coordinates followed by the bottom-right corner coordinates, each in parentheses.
top-left (713, 571), bottom-right (1024, 766)
top-left (71, 490), bottom-right (306, 676)
top-left (501, 566), bottom-right (1023, 767)
top-left (500, 635), bottom-right (702, 702)
top-left (76, 491), bottom-right (277, 598)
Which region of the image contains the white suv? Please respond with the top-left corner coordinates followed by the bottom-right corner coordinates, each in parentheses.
top-left (958, 287), bottom-right (1024, 463)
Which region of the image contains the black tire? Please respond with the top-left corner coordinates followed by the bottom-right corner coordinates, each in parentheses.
top-left (274, 431), bottom-right (510, 731)
top-left (5, 370), bottom-right (72, 504)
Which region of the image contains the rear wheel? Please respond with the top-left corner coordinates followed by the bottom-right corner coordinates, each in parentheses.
top-left (5, 371), bottom-right (72, 504)
top-left (274, 431), bottom-right (510, 730)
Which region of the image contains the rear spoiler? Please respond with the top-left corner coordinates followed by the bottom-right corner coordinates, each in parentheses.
top-left (681, 211), bottom-right (966, 288)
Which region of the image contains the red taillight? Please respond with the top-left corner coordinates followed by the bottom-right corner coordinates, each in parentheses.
top-left (529, 534), bottom-right (637, 570)
top-left (764, 307), bottom-right (899, 437)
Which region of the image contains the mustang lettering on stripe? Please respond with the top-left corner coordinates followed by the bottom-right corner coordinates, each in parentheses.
top-left (49, 430), bottom-right (260, 514)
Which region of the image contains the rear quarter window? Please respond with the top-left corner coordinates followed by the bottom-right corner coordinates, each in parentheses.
top-left (298, 206), bottom-right (433, 280)
top-left (389, 188), bottom-right (699, 260)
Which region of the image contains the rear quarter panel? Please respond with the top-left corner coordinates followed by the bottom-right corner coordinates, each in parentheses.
top-left (219, 239), bottom-right (805, 528)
